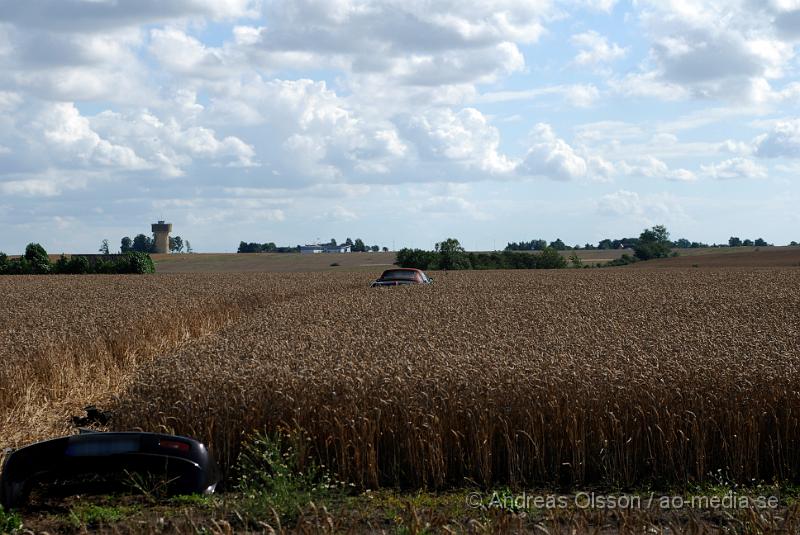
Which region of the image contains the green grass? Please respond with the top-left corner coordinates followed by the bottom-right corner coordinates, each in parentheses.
top-left (67, 504), bottom-right (137, 529)
top-left (233, 431), bottom-right (348, 526)
top-left (0, 506), bottom-right (22, 534)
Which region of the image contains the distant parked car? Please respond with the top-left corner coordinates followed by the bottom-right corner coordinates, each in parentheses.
top-left (371, 268), bottom-right (433, 287)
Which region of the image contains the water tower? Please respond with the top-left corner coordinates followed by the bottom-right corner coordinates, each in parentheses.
top-left (151, 220), bottom-right (172, 254)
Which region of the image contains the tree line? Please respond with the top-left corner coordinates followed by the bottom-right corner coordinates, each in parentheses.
top-left (506, 234), bottom-right (783, 252)
top-left (111, 235), bottom-right (191, 254)
top-left (397, 238), bottom-right (568, 270)
top-left (0, 243), bottom-right (155, 275)
top-left (397, 226), bottom-right (684, 271)
top-left (237, 237), bottom-right (389, 253)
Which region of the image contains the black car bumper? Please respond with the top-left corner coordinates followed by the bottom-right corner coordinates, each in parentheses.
top-left (0, 432), bottom-right (219, 509)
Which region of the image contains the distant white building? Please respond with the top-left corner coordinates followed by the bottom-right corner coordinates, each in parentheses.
top-left (299, 244), bottom-right (352, 254)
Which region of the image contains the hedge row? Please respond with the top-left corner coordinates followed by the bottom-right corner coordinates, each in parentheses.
top-left (0, 244), bottom-right (155, 275)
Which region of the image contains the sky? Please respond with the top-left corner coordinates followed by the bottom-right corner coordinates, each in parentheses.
top-left (1, 0), bottom-right (800, 253)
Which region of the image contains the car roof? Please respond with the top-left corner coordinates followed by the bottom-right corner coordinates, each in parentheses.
top-left (381, 268), bottom-right (423, 273)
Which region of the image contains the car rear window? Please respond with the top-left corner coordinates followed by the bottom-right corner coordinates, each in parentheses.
top-left (380, 270), bottom-right (419, 281)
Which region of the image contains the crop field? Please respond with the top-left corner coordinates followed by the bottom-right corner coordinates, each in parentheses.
top-left (150, 246), bottom-right (800, 273)
top-left (4, 269), bottom-right (800, 481)
top-left (2, 265), bottom-right (800, 531)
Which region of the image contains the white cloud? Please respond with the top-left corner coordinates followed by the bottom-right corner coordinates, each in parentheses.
top-left (34, 102), bottom-right (148, 169)
top-left (473, 83), bottom-right (599, 108)
top-left (519, 123), bottom-right (588, 181)
top-left (0, 170), bottom-right (91, 197)
top-left (701, 157), bottom-right (767, 179)
top-left (571, 31), bottom-right (627, 66)
top-left (597, 189), bottom-right (688, 224)
top-left (754, 118), bottom-right (800, 158)
top-left (402, 107), bottom-right (515, 174)
top-left (620, 1), bottom-right (800, 103)
top-left (323, 205), bottom-right (358, 222)
top-left (618, 156), bottom-right (697, 182)
top-left (415, 195), bottom-right (490, 221)
top-left (609, 71), bottom-right (690, 101)
top-left (0, 0), bottom-right (260, 31)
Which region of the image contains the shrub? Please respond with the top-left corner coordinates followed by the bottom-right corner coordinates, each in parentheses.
top-left (536, 247), bottom-right (568, 269)
top-left (235, 432), bottom-right (342, 524)
top-left (0, 253), bottom-right (8, 275)
top-left (66, 255), bottom-right (91, 275)
top-left (115, 252), bottom-right (156, 274)
top-left (604, 254), bottom-right (638, 267)
top-left (54, 254), bottom-right (70, 274)
top-left (0, 505), bottom-right (22, 533)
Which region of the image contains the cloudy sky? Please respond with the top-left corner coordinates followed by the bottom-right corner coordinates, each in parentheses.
top-left (2, 0), bottom-right (800, 253)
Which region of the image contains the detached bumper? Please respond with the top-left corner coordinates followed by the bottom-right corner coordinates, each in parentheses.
top-left (0, 432), bottom-right (219, 509)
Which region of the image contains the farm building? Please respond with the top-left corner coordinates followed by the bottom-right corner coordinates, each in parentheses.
top-left (299, 244), bottom-right (352, 254)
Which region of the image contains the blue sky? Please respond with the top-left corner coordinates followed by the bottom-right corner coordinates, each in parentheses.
top-left (1, 0), bottom-right (800, 253)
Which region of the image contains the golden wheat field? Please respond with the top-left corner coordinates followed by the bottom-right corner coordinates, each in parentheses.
top-left (2, 268), bottom-right (800, 493)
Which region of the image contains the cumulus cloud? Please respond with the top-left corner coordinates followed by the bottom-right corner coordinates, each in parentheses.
top-left (519, 123), bottom-right (587, 181)
top-left (0, 0), bottom-right (260, 31)
top-left (415, 195), bottom-right (490, 221)
top-left (618, 156), bottom-right (696, 182)
top-left (623, 1), bottom-right (798, 102)
top-left (571, 31), bottom-right (627, 66)
top-left (754, 118), bottom-right (800, 158)
top-left (322, 205), bottom-right (358, 222)
top-left (243, 0), bottom-right (558, 91)
top-left (597, 189), bottom-right (688, 223)
top-left (473, 83), bottom-right (600, 108)
top-left (402, 107), bottom-right (515, 174)
top-left (208, 77), bottom-right (407, 180)
top-left (701, 157), bottom-right (768, 179)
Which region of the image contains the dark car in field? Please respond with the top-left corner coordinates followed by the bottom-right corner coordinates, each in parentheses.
top-left (371, 268), bottom-right (433, 287)
top-left (0, 431), bottom-right (219, 509)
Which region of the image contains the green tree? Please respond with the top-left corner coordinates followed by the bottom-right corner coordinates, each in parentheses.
top-left (569, 251), bottom-right (583, 268)
top-left (382, 246), bottom-right (389, 252)
top-left (66, 255), bottom-right (91, 274)
top-left (121, 236), bottom-right (133, 253)
top-left (25, 243), bottom-right (51, 274)
top-left (754, 238), bottom-right (770, 247)
top-left (396, 248), bottom-right (436, 269)
top-left (729, 236), bottom-right (742, 247)
top-left (132, 234), bottom-right (153, 253)
top-left (742, 239), bottom-right (754, 247)
top-left (549, 238), bottom-right (567, 250)
top-left (170, 235), bottom-right (184, 253)
top-left (0, 253), bottom-right (8, 275)
top-left (434, 238), bottom-right (471, 270)
top-left (634, 225), bottom-right (672, 261)
top-left (116, 252), bottom-right (155, 274)
top-left (536, 247), bottom-right (568, 269)
top-left (352, 238), bottom-right (367, 252)
top-left (99, 239), bottom-right (110, 255)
